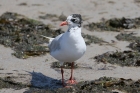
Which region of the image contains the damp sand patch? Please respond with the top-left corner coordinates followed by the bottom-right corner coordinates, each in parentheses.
top-left (84, 17), bottom-right (140, 32)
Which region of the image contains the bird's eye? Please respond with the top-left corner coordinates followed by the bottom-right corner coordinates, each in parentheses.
top-left (71, 19), bottom-right (76, 22)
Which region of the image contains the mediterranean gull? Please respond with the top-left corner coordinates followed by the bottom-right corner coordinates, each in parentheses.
top-left (41, 14), bottom-right (86, 87)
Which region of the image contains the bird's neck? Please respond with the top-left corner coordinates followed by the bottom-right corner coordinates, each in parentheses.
top-left (67, 26), bottom-right (81, 34)
top-left (68, 24), bottom-right (80, 28)
top-left (65, 26), bottom-right (82, 45)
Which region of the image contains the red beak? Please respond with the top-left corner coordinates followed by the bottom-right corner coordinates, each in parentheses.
top-left (60, 21), bottom-right (68, 26)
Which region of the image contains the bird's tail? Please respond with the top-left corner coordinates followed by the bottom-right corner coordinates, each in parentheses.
top-left (40, 35), bottom-right (54, 45)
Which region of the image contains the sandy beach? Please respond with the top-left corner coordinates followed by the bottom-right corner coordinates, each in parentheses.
top-left (0, 0), bottom-right (140, 93)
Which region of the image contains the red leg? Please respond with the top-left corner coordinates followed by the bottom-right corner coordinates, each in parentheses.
top-left (61, 67), bottom-right (65, 87)
top-left (67, 62), bottom-right (77, 84)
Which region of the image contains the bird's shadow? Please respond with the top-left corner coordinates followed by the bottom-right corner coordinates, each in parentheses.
top-left (26, 71), bottom-right (62, 90)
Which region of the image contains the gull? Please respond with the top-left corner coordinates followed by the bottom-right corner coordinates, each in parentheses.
top-left (41, 14), bottom-right (86, 87)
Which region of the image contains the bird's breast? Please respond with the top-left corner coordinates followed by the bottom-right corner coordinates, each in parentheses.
top-left (60, 33), bottom-right (86, 57)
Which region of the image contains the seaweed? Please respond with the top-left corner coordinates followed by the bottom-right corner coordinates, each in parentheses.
top-left (116, 33), bottom-right (140, 42)
top-left (24, 88), bottom-right (54, 93)
top-left (0, 12), bottom-right (62, 58)
top-left (32, 4), bottom-right (43, 6)
top-left (1, 75), bottom-right (140, 93)
top-left (129, 42), bottom-right (140, 52)
top-left (39, 13), bottom-right (67, 21)
top-left (58, 13), bottom-right (67, 21)
top-left (84, 17), bottom-right (140, 31)
top-left (24, 77), bottom-right (140, 93)
top-left (135, 0), bottom-right (140, 3)
top-left (0, 68), bottom-right (4, 70)
top-left (94, 50), bottom-right (140, 66)
top-left (39, 14), bottom-right (58, 19)
top-left (0, 12), bottom-right (107, 59)
top-left (116, 33), bottom-right (140, 51)
top-left (0, 77), bottom-right (29, 89)
top-left (82, 34), bottom-right (107, 45)
top-left (18, 3), bottom-right (27, 6)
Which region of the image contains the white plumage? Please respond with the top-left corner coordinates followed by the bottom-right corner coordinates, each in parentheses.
top-left (41, 14), bottom-right (86, 87)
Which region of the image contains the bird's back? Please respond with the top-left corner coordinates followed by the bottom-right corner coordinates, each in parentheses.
top-left (49, 34), bottom-right (63, 52)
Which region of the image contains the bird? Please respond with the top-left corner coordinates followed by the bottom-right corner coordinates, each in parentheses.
top-left (41, 14), bottom-right (86, 87)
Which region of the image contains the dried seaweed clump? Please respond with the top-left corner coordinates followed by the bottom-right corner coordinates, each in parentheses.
top-left (82, 34), bottom-right (107, 45)
top-left (94, 51), bottom-right (140, 66)
top-left (0, 77), bottom-right (28, 89)
top-left (129, 42), bottom-right (140, 52)
top-left (18, 2), bottom-right (27, 6)
top-left (84, 17), bottom-right (140, 31)
top-left (116, 33), bottom-right (140, 51)
top-left (39, 13), bottom-right (67, 21)
top-left (51, 62), bottom-right (78, 69)
top-left (39, 14), bottom-right (58, 19)
top-left (116, 33), bottom-right (140, 42)
top-left (24, 88), bottom-right (54, 93)
top-left (70, 77), bottom-right (140, 93)
top-left (24, 77), bottom-right (140, 93)
top-left (0, 12), bottom-right (63, 58)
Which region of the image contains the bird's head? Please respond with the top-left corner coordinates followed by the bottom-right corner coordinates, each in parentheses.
top-left (60, 14), bottom-right (82, 27)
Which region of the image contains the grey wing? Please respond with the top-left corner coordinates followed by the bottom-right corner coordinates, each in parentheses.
top-left (48, 33), bottom-right (63, 52)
